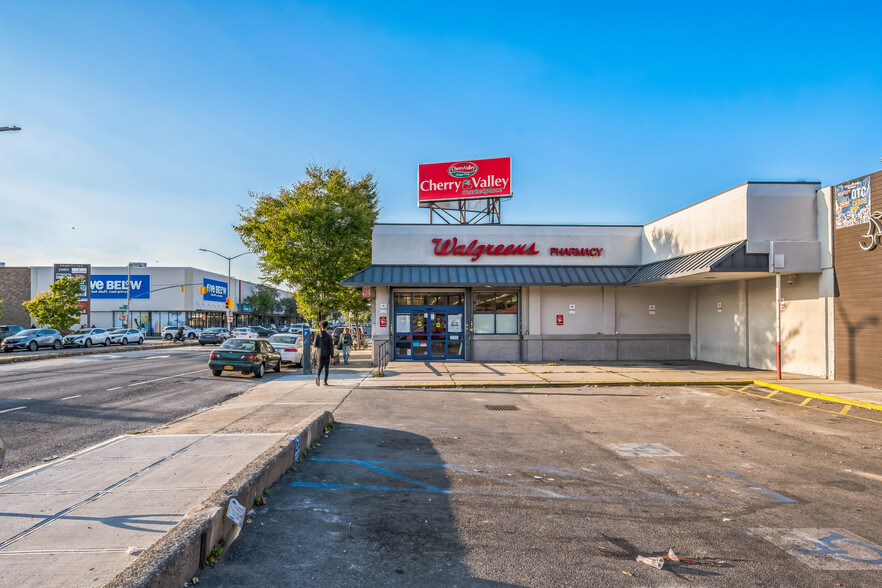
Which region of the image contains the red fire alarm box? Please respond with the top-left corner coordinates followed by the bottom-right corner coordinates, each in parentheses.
top-left (379, 316), bottom-right (387, 328)
top-left (556, 314), bottom-right (564, 326)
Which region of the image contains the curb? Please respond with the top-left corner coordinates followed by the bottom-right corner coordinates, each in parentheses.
top-left (105, 410), bottom-right (334, 588)
top-left (369, 378), bottom-right (882, 411)
top-left (752, 380), bottom-right (882, 412)
top-left (0, 341), bottom-right (197, 364)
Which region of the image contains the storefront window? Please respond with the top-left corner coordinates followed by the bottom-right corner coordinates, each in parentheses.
top-left (395, 293), bottom-right (412, 305)
top-left (473, 292), bottom-right (519, 334)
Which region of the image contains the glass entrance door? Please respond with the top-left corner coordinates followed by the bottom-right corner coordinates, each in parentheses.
top-left (393, 293), bottom-right (465, 361)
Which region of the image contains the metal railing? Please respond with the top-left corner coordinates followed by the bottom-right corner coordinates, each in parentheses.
top-left (377, 340), bottom-right (388, 376)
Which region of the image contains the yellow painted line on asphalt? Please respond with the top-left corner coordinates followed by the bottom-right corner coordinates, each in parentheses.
top-left (753, 380), bottom-right (882, 412)
top-left (764, 390), bottom-right (778, 399)
top-left (840, 405), bottom-right (851, 415)
top-left (799, 397), bottom-right (812, 406)
top-left (718, 384), bottom-right (882, 425)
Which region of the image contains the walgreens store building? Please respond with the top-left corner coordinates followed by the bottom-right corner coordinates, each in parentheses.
top-left (344, 180), bottom-right (833, 377)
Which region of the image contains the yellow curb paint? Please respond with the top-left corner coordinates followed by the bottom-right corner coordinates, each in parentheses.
top-left (753, 381), bottom-right (882, 413)
top-left (764, 391), bottom-right (778, 399)
top-left (799, 398), bottom-right (812, 406)
top-left (840, 405), bottom-right (851, 415)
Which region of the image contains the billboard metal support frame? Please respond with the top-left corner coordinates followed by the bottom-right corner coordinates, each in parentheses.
top-left (428, 198), bottom-right (501, 225)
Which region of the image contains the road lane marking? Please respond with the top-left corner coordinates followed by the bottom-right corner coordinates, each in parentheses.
top-left (107, 387), bottom-right (122, 391)
top-left (0, 406), bottom-right (26, 414)
top-left (61, 395), bottom-right (82, 400)
top-left (799, 397), bottom-right (812, 406)
top-left (143, 355), bottom-right (170, 360)
top-left (128, 369), bottom-right (209, 387)
top-left (839, 405), bottom-right (851, 415)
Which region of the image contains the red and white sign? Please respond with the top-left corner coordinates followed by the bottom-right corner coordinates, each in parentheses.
top-left (379, 316), bottom-right (387, 328)
top-left (432, 237), bottom-right (538, 262)
top-left (362, 286), bottom-right (371, 298)
top-left (556, 315), bottom-right (564, 326)
top-left (418, 157), bottom-right (511, 205)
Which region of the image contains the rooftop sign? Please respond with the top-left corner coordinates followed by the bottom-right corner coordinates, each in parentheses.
top-left (418, 157), bottom-right (511, 206)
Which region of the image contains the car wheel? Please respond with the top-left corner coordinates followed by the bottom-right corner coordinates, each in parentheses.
top-left (85, 339), bottom-right (92, 348)
top-left (27, 341), bottom-right (38, 352)
top-left (122, 338), bottom-right (128, 346)
top-left (274, 359), bottom-right (281, 373)
top-left (212, 370), bottom-right (222, 377)
top-left (53, 340), bottom-right (62, 350)
top-left (254, 362), bottom-right (265, 378)
top-left (103, 338), bottom-right (110, 347)
top-left (138, 337), bottom-right (144, 344)
top-left (189, 333), bottom-right (195, 339)
top-left (199, 342), bottom-right (205, 346)
top-left (165, 334), bottom-right (172, 341)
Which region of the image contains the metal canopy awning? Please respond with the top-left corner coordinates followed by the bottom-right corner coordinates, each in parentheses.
top-left (626, 241), bottom-right (768, 285)
top-left (340, 265), bottom-right (639, 287)
top-left (342, 242), bottom-right (770, 288)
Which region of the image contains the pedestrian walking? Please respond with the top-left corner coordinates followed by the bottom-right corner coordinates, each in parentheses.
top-left (314, 320), bottom-right (334, 386)
top-left (341, 327), bottom-right (352, 364)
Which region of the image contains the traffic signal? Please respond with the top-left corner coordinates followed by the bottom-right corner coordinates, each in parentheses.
top-left (198, 286), bottom-right (208, 294)
top-left (225, 298), bottom-right (234, 309)
top-left (180, 285), bottom-right (184, 292)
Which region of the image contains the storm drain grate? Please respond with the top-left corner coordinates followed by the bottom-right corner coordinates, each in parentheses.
top-left (485, 404), bottom-right (519, 411)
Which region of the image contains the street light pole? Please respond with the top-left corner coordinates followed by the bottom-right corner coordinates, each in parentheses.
top-left (198, 249), bottom-right (253, 327)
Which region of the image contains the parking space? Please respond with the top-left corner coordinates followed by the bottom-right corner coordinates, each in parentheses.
top-left (197, 383), bottom-right (882, 587)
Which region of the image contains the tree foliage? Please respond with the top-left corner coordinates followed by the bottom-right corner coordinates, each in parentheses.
top-left (23, 276), bottom-right (84, 332)
top-left (243, 284), bottom-right (278, 316)
top-left (277, 296), bottom-right (299, 320)
top-left (235, 165), bottom-right (379, 323)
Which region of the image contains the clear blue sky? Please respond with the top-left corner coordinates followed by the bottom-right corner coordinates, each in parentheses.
top-left (2, 1), bottom-right (880, 285)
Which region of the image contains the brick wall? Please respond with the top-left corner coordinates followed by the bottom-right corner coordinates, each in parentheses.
top-left (0, 267), bottom-right (33, 327)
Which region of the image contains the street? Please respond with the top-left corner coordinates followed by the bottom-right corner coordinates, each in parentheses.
top-left (198, 382), bottom-right (882, 587)
top-left (0, 347), bottom-right (287, 475)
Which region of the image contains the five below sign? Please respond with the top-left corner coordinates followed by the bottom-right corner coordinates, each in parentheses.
top-left (418, 157), bottom-right (512, 204)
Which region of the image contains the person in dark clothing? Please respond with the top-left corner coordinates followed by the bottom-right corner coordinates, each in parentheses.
top-left (314, 320), bottom-right (334, 386)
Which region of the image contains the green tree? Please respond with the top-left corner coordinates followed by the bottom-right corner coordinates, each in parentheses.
top-left (23, 276), bottom-right (84, 332)
top-left (235, 165), bottom-right (379, 323)
top-left (243, 284), bottom-right (278, 316)
top-left (278, 296), bottom-right (299, 321)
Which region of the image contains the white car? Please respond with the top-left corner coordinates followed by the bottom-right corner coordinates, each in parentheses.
top-left (108, 328), bottom-right (145, 345)
top-left (162, 325), bottom-right (201, 340)
top-left (63, 328), bottom-right (111, 348)
top-left (231, 327), bottom-right (259, 339)
top-left (267, 334), bottom-right (303, 366)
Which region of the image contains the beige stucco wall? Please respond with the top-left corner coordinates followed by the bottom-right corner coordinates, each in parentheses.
top-left (614, 286), bottom-right (691, 335)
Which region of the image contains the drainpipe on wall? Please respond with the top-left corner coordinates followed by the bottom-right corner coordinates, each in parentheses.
top-left (775, 273), bottom-right (782, 380)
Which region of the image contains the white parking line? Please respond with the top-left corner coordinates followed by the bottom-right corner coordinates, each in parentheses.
top-left (106, 387), bottom-right (121, 391)
top-left (128, 369), bottom-right (209, 387)
top-left (61, 395), bottom-right (82, 400)
top-left (0, 406), bottom-right (27, 414)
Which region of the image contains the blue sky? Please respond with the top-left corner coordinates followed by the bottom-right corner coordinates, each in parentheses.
top-left (1, 1), bottom-right (880, 285)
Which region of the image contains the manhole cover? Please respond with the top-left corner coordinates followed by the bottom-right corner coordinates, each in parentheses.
top-left (485, 405), bottom-right (519, 411)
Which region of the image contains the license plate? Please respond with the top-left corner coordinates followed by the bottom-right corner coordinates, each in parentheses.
top-left (224, 365), bottom-right (234, 371)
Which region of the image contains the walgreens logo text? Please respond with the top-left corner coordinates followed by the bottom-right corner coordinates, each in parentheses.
top-left (432, 237), bottom-right (539, 262)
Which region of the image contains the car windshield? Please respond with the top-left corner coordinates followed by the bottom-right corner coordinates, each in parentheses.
top-left (72, 330), bottom-right (90, 335)
top-left (268, 335), bottom-right (298, 344)
top-left (220, 339), bottom-right (257, 351)
top-left (17, 329), bottom-right (40, 337)
top-left (204, 328), bottom-right (222, 333)
top-left (0, 326), bottom-right (17, 333)
top-left (109, 329), bottom-right (127, 334)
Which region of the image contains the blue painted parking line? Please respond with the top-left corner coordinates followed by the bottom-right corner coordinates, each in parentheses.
top-left (291, 458), bottom-right (794, 504)
top-left (795, 532), bottom-right (882, 565)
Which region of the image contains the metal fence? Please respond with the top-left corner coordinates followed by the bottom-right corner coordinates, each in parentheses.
top-left (377, 340), bottom-right (388, 376)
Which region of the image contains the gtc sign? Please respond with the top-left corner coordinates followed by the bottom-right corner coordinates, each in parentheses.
top-left (418, 157), bottom-right (512, 205)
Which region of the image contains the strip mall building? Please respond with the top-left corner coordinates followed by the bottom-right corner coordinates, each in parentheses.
top-left (345, 178), bottom-right (852, 378)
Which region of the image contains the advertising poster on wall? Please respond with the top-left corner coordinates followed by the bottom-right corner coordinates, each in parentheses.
top-left (835, 176), bottom-right (871, 229)
top-left (89, 275), bottom-right (151, 299)
top-left (202, 278), bottom-right (228, 302)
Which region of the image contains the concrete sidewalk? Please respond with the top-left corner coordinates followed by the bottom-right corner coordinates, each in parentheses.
top-left (0, 361), bottom-right (371, 588)
top-left (365, 359), bottom-right (882, 409)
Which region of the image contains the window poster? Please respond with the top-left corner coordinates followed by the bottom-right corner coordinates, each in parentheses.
top-left (835, 176), bottom-right (871, 229)
top-left (449, 314), bottom-right (463, 333)
top-left (396, 314), bottom-right (411, 333)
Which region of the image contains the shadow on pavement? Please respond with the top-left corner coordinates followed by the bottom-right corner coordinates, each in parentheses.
top-left (197, 423), bottom-right (515, 587)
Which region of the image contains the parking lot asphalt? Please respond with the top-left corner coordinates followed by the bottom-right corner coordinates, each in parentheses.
top-left (197, 382), bottom-right (882, 587)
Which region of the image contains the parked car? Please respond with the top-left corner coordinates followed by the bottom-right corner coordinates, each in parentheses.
top-left (208, 338), bottom-right (282, 378)
top-left (331, 326), bottom-right (345, 346)
top-left (231, 327), bottom-right (259, 339)
top-left (161, 325), bottom-right (200, 340)
top-left (1, 328), bottom-right (63, 352)
top-left (63, 328), bottom-right (111, 348)
top-left (0, 325), bottom-right (24, 344)
top-left (251, 326), bottom-right (276, 338)
top-left (108, 328), bottom-right (144, 345)
top-left (198, 328), bottom-right (232, 345)
top-left (267, 334), bottom-right (303, 366)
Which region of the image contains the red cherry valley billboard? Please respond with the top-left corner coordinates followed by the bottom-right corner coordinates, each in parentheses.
top-left (418, 157), bottom-right (512, 206)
